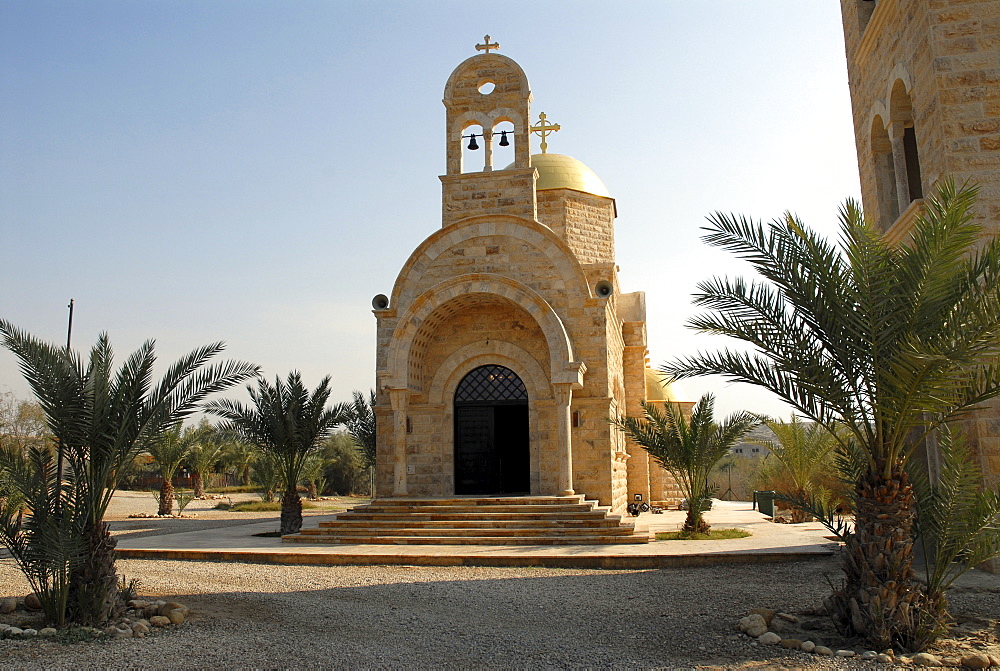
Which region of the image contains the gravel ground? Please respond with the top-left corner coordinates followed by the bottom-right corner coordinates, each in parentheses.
top-left (1, 493), bottom-right (998, 669)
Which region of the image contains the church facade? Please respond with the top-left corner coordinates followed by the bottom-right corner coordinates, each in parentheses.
top-left (372, 39), bottom-right (685, 511)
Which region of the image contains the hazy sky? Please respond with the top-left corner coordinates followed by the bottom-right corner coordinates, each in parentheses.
top-left (1, 1), bottom-right (861, 419)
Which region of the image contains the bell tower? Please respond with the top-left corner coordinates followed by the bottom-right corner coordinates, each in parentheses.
top-left (440, 36), bottom-right (537, 227)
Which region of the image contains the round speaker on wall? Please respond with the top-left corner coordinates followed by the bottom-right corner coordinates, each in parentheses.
top-left (595, 280), bottom-right (613, 298)
top-left (371, 294), bottom-right (389, 310)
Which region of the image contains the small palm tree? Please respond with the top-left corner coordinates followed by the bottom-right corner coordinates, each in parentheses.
top-left (612, 392), bottom-right (757, 534)
top-left (221, 436), bottom-right (255, 487)
top-left (0, 322), bottom-right (258, 626)
top-left (206, 372), bottom-right (347, 535)
top-left (749, 417), bottom-right (841, 523)
top-left (662, 180), bottom-right (1000, 650)
top-left (185, 421), bottom-right (225, 498)
top-left (146, 423), bottom-right (194, 515)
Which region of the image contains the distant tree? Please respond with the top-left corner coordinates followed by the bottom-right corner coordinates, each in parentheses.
top-left (612, 393), bottom-right (757, 534)
top-left (207, 372), bottom-right (347, 535)
top-left (343, 389), bottom-right (376, 471)
top-left (321, 432), bottom-right (368, 496)
top-left (221, 436), bottom-right (255, 487)
top-left (185, 420), bottom-right (226, 497)
top-left (749, 417), bottom-right (842, 523)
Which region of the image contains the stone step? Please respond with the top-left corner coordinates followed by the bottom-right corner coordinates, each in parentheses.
top-left (368, 496), bottom-right (587, 506)
top-left (317, 519), bottom-right (629, 529)
top-left (300, 526), bottom-right (638, 537)
top-left (283, 495), bottom-right (646, 546)
top-left (358, 504), bottom-right (600, 514)
top-left (283, 534), bottom-right (650, 546)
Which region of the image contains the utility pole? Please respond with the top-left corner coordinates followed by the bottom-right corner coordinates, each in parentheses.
top-left (66, 299), bottom-right (74, 349)
top-left (56, 299), bottom-right (74, 512)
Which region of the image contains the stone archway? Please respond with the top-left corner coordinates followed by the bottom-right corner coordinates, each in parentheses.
top-left (453, 364), bottom-right (530, 495)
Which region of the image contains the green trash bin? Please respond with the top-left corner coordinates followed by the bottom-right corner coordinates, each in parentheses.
top-left (754, 490), bottom-right (776, 518)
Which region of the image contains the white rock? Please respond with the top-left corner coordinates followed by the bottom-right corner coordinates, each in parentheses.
top-left (801, 640), bottom-right (815, 653)
top-left (813, 646), bottom-right (833, 656)
top-left (758, 632), bottom-right (781, 645)
top-left (38, 628), bottom-right (57, 637)
top-left (877, 653), bottom-right (893, 663)
top-left (7, 627), bottom-right (24, 636)
top-left (836, 649), bottom-right (856, 657)
top-left (22, 628), bottom-right (37, 636)
top-left (862, 651), bottom-right (878, 659)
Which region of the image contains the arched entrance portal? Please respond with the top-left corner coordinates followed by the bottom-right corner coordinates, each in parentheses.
top-left (453, 364), bottom-right (530, 495)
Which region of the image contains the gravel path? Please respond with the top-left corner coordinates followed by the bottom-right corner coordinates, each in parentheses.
top-left (2, 555), bottom-right (861, 669)
top-left (2, 494), bottom-right (998, 668)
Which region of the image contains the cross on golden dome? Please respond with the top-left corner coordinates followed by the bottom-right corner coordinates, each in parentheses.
top-left (530, 112), bottom-right (561, 154)
top-left (475, 35), bottom-right (500, 54)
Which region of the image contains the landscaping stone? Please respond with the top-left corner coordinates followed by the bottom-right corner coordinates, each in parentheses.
top-left (814, 646), bottom-right (833, 656)
top-left (758, 632), bottom-right (781, 645)
top-left (962, 653), bottom-right (992, 669)
top-left (22, 628), bottom-right (37, 637)
top-left (166, 609), bottom-right (185, 625)
top-left (912, 652), bottom-right (943, 667)
top-left (861, 651), bottom-right (878, 659)
top-left (748, 608), bottom-right (775, 627)
top-left (776, 612), bottom-right (799, 623)
top-left (836, 649), bottom-right (856, 657)
top-left (142, 604), bottom-right (159, 619)
top-left (131, 622), bottom-right (149, 637)
top-left (23, 593), bottom-right (41, 610)
top-left (0, 597), bottom-right (16, 614)
top-left (7, 627), bottom-right (24, 636)
top-left (38, 628), bottom-right (57, 637)
top-left (778, 638), bottom-right (801, 650)
top-left (800, 640), bottom-right (815, 653)
top-left (149, 616), bottom-right (170, 628)
top-left (158, 601), bottom-right (185, 616)
top-left (738, 614), bottom-right (768, 637)
top-left (878, 653), bottom-right (893, 663)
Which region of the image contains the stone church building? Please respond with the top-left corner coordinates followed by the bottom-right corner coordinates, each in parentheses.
top-left (372, 39), bottom-right (686, 512)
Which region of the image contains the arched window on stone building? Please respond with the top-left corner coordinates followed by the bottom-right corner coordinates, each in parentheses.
top-left (888, 79), bottom-right (923, 215)
top-left (491, 120), bottom-right (515, 170)
top-left (461, 123), bottom-right (485, 174)
top-left (870, 114), bottom-right (899, 229)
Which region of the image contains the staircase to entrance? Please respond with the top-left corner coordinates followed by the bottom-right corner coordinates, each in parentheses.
top-left (283, 495), bottom-right (650, 545)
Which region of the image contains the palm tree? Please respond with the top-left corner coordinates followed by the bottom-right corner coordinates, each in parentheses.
top-left (749, 417), bottom-right (841, 523)
top-left (0, 322), bottom-right (258, 626)
top-left (662, 180), bottom-right (1000, 650)
top-left (185, 421), bottom-right (225, 498)
top-left (206, 372), bottom-right (346, 535)
top-left (611, 392), bottom-right (757, 534)
top-left (343, 389), bottom-right (376, 495)
top-left (145, 423), bottom-right (194, 515)
top-left (221, 436), bottom-right (255, 487)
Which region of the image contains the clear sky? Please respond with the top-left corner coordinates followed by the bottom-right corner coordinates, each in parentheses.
top-left (1, 1), bottom-right (861, 419)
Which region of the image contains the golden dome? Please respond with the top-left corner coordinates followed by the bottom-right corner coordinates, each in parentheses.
top-left (644, 368), bottom-right (685, 403)
top-left (505, 153), bottom-right (612, 198)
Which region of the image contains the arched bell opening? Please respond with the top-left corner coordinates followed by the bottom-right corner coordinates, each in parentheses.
top-left (453, 364), bottom-right (530, 495)
top-left (461, 123), bottom-right (485, 174)
top-left (491, 120), bottom-right (515, 171)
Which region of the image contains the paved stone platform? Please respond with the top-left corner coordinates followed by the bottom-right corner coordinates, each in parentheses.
top-left (114, 500), bottom-right (839, 569)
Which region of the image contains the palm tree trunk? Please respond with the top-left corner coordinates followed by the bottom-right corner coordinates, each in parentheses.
top-left (831, 468), bottom-right (940, 651)
top-left (279, 486), bottom-right (303, 535)
top-left (159, 479), bottom-right (174, 516)
top-left (682, 508), bottom-right (709, 534)
top-left (242, 464), bottom-right (251, 486)
top-left (192, 471), bottom-right (205, 498)
top-left (307, 481), bottom-right (317, 500)
top-left (67, 521), bottom-right (121, 626)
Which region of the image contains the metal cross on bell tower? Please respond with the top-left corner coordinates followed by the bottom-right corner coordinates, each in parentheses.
top-left (530, 112), bottom-right (560, 154)
top-left (475, 35), bottom-right (500, 54)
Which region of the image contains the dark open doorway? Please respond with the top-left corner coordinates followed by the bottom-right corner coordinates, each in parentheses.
top-left (454, 364), bottom-right (530, 495)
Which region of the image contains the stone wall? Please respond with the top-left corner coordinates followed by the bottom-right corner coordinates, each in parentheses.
top-left (537, 189), bottom-right (616, 263)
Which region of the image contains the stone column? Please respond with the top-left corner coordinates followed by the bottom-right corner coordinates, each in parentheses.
top-left (888, 122), bottom-right (911, 216)
top-left (483, 130), bottom-right (493, 172)
top-left (553, 382), bottom-right (575, 496)
top-left (388, 388), bottom-right (408, 496)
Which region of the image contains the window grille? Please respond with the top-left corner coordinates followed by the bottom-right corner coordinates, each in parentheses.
top-left (455, 365), bottom-right (527, 403)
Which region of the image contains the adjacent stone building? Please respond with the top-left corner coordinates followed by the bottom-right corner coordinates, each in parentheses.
top-left (838, 0), bottom-right (1000, 489)
top-left (372, 40), bottom-right (686, 511)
